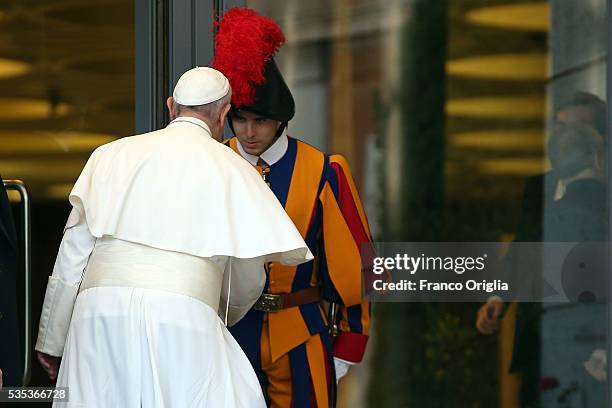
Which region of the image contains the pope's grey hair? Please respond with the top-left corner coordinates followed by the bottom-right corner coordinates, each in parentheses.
top-left (174, 89), bottom-right (232, 121)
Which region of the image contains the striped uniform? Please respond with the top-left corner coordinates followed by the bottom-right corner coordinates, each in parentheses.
top-left (225, 136), bottom-right (372, 408)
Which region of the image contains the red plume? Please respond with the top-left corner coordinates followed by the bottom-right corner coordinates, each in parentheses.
top-left (213, 8), bottom-right (285, 108)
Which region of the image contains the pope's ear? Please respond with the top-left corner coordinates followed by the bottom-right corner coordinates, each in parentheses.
top-left (167, 97), bottom-right (176, 120)
top-left (220, 103), bottom-right (231, 125)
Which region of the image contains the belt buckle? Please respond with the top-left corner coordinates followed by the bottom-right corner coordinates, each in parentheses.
top-left (254, 293), bottom-right (283, 313)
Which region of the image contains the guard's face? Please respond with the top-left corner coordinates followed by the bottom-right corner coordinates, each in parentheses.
top-left (232, 111), bottom-right (281, 156)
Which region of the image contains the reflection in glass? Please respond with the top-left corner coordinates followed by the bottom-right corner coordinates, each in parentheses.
top-left (0, 1), bottom-right (134, 200)
top-left (244, 0), bottom-right (609, 406)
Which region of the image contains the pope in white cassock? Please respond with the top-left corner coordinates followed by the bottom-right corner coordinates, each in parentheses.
top-left (34, 67), bottom-right (312, 407)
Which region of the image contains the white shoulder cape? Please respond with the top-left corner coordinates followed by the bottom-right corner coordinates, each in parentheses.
top-left (67, 117), bottom-right (312, 265)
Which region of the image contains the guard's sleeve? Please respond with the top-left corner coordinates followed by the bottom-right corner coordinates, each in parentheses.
top-left (319, 154), bottom-right (372, 363)
top-left (36, 208), bottom-right (96, 356)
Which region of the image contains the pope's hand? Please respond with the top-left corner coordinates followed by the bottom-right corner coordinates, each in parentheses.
top-left (334, 358), bottom-right (351, 383)
top-left (476, 298), bottom-right (504, 335)
top-left (37, 351), bottom-right (59, 381)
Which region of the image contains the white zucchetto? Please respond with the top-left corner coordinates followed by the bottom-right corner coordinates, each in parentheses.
top-left (173, 67), bottom-right (231, 106)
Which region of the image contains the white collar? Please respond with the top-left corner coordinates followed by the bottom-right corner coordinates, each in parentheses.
top-left (169, 116), bottom-right (212, 136)
top-left (236, 132), bottom-right (289, 166)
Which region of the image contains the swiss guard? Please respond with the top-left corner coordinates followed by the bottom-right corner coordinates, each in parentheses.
top-left (214, 8), bottom-right (373, 408)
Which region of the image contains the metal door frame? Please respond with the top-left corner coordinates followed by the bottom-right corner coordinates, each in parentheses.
top-left (3, 180), bottom-right (31, 386)
top-left (136, 0), bottom-right (246, 134)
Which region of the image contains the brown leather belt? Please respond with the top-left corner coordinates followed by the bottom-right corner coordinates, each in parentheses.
top-left (253, 287), bottom-right (321, 313)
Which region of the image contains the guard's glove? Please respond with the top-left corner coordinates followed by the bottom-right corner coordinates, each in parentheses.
top-left (334, 357), bottom-right (353, 383)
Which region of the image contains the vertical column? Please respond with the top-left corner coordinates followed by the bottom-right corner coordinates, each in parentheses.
top-left (550, 0), bottom-right (607, 108)
top-left (329, 0), bottom-right (355, 165)
top-left (370, 1), bottom-right (448, 407)
top-left (381, 0), bottom-right (447, 242)
top-left (135, 0), bottom-right (167, 133)
top-left (169, 0), bottom-right (216, 95)
top-left (546, 2), bottom-right (608, 408)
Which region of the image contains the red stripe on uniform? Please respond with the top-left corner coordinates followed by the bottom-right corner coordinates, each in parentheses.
top-left (329, 163), bottom-right (369, 247)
